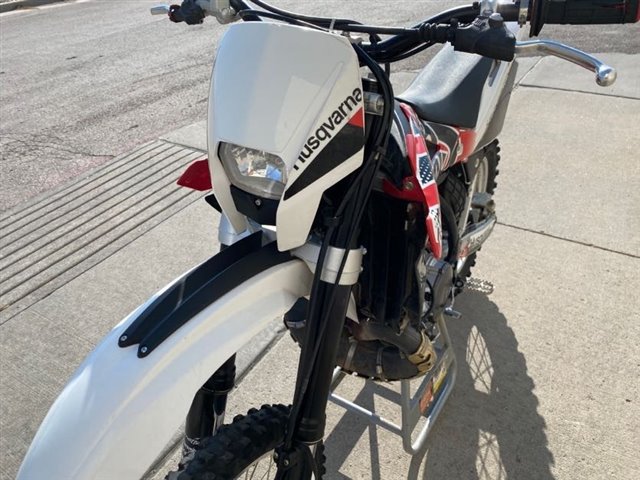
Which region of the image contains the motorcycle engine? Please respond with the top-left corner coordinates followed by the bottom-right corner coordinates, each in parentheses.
top-left (287, 178), bottom-right (456, 380)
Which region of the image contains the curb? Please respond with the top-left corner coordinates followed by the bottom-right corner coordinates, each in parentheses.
top-left (0, 0), bottom-right (67, 14)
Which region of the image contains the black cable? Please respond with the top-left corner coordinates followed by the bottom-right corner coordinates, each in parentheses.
top-left (284, 43), bottom-right (395, 456)
top-left (236, 9), bottom-right (324, 29)
top-left (229, 0), bottom-right (262, 21)
top-left (419, 3), bottom-right (480, 25)
top-left (249, 0), bottom-right (356, 25)
top-left (361, 4), bottom-right (480, 62)
top-left (382, 42), bottom-right (434, 63)
top-left (333, 23), bottom-right (419, 36)
top-left (331, 42), bottom-right (395, 296)
top-left (247, 0), bottom-right (381, 42)
top-left (238, 2), bottom-right (482, 64)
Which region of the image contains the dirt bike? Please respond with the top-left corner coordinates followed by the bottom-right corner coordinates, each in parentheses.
top-left (17, 0), bottom-right (639, 479)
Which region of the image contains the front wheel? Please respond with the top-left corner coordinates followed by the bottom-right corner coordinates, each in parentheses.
top-left (174, 404), bottom-right (325, 479)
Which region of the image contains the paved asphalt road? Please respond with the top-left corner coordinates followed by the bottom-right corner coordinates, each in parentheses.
top-left (1, 0), bottom-right (639, 212)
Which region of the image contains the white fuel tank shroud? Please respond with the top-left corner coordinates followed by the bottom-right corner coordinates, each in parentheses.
top-left (209, 22), bottom-right (365, 251)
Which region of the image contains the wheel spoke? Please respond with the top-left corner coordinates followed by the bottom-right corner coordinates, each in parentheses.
top-left (239, 451), bottom-right (277, 479)
top-left (266, 458), bottom-right (273, 479)
top-left (248, 461), bottom-right (258, 479)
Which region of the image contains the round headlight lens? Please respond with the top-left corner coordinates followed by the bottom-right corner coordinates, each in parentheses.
top-left (218, 142), bottom-right (287, 200)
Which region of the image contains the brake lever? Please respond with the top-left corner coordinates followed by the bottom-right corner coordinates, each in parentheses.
top-left (515, 40), bottom-right (616, 87)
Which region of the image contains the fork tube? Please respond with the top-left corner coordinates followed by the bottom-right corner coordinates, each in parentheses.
top-left (183, 355), bottom-right (236, 459)
top-left (295, 282), bottom-right (352, 444)
top-left (280, 281), bottom-right (352, 479)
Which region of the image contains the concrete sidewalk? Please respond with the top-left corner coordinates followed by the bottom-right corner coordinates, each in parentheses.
top-left (1, 54), bottom-right (639, 480)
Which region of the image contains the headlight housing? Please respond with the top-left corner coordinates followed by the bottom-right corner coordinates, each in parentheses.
top-left (218, 142), bottom-right (287, 200)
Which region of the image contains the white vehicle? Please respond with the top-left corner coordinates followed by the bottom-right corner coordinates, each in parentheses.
top-left (17, 0), bottom-right (639, 478)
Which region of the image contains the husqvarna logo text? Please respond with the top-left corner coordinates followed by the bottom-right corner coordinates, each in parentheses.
top-left (298, 88), bottom-right (363, 163)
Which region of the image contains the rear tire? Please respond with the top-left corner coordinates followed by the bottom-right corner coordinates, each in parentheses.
top-left (441, 140), bottom-right (500, 291)
top-left (174, 404), bottom-right (325, 480)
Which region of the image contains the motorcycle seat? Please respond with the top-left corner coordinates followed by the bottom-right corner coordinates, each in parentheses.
top-left (396, 45), bottom-right (493, 129)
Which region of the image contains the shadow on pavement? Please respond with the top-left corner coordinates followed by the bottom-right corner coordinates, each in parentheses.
top-left (324, 288), bottom-right (554, 479)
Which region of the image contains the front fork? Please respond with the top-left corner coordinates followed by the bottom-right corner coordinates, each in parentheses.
top-left (183, 279), bottom-right (351, 478)
top-left (182, 215), bottom-right (244, 463)
top-left (182, 355), bottom-right (236, 462)
top-left (275, 240), bottom-right (363, 479)
top-left (277, 281), bottom-right (353, 479)
top-left (186, 212), bottom-right (360, 479)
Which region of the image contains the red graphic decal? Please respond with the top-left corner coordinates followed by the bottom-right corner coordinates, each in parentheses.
top-left (455, 129), bottom-right (478, 163)
top-left (348, 107), bottom-right (365, 129)
top-left (177, 159), bottom-right (212, 191)
top-left (399, 103), bottom-right (443, 259)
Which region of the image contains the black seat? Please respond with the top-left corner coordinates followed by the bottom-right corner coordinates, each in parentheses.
top-left (396, 45), bottom-right (493, 129)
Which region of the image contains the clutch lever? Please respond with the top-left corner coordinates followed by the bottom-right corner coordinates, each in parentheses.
top-left (515, 40), bottom-right (616, 87)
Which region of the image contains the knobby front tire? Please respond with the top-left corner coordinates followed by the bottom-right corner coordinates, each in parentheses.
top-left (175, 404), bottom-right (325, 480)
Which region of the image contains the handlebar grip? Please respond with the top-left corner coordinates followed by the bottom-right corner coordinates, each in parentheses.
top-left (529, 0), bottom-right (640, 36)
top-left (168, 0), bottom-right (205, 24)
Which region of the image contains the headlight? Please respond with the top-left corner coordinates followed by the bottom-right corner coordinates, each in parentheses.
top-left (218, 142), bottom-right (287, 200)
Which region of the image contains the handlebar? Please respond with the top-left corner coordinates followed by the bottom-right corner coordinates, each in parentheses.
top-left (416, 13), bottom-right (618, 85)
top-left (152, 0), bottom-right (637, 86)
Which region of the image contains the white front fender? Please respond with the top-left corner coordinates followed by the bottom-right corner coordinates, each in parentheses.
top-left (18, 238), bottom-right (312, 480)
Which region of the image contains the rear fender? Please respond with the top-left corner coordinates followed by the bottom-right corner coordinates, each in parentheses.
top-left (17, 233), bottom-right (312, 480)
